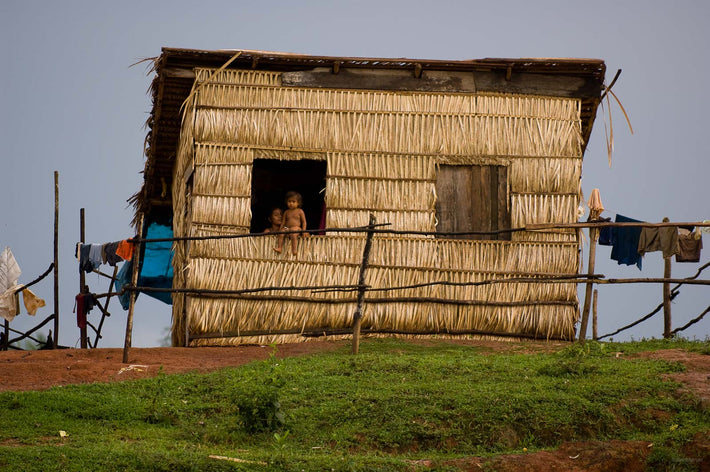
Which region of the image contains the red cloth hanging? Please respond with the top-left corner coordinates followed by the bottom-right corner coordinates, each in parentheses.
top-left (75, 294), bottom-right (87, 329)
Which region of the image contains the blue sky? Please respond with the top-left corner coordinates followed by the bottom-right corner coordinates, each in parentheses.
top-left (1, 0), bottom-right (708, 348)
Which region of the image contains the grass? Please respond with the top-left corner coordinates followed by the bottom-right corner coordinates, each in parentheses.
top-left (0, 337), bottom-right (708, 471)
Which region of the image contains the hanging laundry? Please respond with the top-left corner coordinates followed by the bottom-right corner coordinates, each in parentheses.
top-left (676, 229), bottom-right (703, 263)
top-left (113, 223), bottom-right (175, 309)
top-left (114, 259), bottom-right (134, 310)
top-left (75, 293), bottom-right (96, 329)
top-left (0, 248), bottom-right (22, 321)
top-left (0, 285), bottom-right (22, 322)
top-left (593, 216), bottom-right (613, 245)
top-left (88, 244), bottom-right (103, 269)
top-left (598, 221), bottom-right (613, 245)
top-left (138, 222), bottom-right (174, 305)
top-left (0, 247), bottom-right (21, 293)
top-left (116, 239), bottom-right (134, 261)
top-left (22, 288), bottom-right (45, 316)
top-left (638, 219), bottom-right (680, 258)
top-left (103, 241), bottom-right (123, 266)
top-left (78, 244), bottom-right (93, 272)
top-left (75, 293), bottom-right (87, 329)
top-left (587, 188), bottom-right (605, 220)
top-left (77, 243), bottom-right (106, 272)
top-left (610, 214), bottom-right (643, 270)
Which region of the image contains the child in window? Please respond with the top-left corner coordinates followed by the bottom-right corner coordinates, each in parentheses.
top-left (274, 191), bottom-right (307, 255)
top-left (263, 207), bottom-right (283, 233)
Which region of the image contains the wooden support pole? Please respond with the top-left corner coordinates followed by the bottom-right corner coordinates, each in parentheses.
top-left (79, 208), bottom-right (87, 349)
top-left (592, 289), bottom-right (598, 341)
top-left (123, 213), bottom-right (144, 364)
top-left (92, 265), bottom-right (117, 348)
top-left (352, 214), bottom-right (376, 355)
top-left (53, 171), bottom-right (59, 348)
top-left (578, 227), bottom-right (598, 342)
top-left (663, 256), bottom-right (672, 338)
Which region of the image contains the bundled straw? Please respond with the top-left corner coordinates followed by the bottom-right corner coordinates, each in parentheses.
top-left (167, 65), bottom-right (588, 346)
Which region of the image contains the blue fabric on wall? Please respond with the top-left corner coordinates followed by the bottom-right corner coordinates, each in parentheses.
top-left (610, 214), bottom-right (643, 270)
top-left (114, 222), bottom-right (174, 309)
top-left (137, 223), bottom-right (174, 305)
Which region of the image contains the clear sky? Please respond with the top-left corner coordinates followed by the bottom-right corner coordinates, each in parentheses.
top-left (1, 0), bottom-right (708, 348)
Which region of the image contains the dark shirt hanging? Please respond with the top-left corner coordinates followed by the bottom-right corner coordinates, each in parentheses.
top-left (676, 233), bottom-right (703, 263)
top-left (610, 214), bottom-right (643, 270)
top-left (103, 241), bottom-right (123, 266)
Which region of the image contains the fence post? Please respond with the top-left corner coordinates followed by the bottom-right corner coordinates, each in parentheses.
top-left (352, 214), bottom-right (376, 355)
top-left (53, 171), bottom-right (59, 348)
top-left (578, 226), bottom-right (598, 342)
top-left (123, 213), bottom-right (144, 363)
top-left (663, 256), bottom-right (672, 338)
top-left (592, 289), bottom-right (598, 340)
top-left (79, 208), bottom-right (87, 349)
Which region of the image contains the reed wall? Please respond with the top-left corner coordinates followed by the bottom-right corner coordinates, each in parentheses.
top-left (170, 67), bottom-right (585, 346)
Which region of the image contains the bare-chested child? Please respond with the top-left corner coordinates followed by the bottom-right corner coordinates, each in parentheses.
top-left (274, 191), bottom-right (307, 255)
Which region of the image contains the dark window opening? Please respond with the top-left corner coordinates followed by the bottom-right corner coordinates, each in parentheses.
top-left (435, 164), bottom-right (510, 241)
top-left (250, 159), bottom-right (327, 234)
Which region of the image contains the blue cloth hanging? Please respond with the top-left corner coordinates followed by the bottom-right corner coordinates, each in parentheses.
top-left (137, 223), bottom-right (174, 305)
top-left (610, 214), bottom-right (643, 270)
top-left (114, 222), bottom-right (174, 309)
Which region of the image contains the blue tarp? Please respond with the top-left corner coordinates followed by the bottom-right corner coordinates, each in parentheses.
top-left (115, 222), bottom-right (174, 309)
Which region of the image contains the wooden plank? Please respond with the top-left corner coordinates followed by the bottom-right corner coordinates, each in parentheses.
top-left (282, 67), bottom-right (600, 98)
top-left (435, 165), bottom-right (457, 235)
top-left (468, 165), bottom-right (482, 238)
top-left (490, 166), bottom-right (499, 236)
top-left (282, 68), bottom-right (476, 93)
top-left (162, 67), bottom-right (197, 79)
top-left (436, 164), bottom-right (512, 241)
top-left (479, 165), bottom-right (493, 237)
top-left (454, 166), bottom-right (473, 236)
top-left (497, 166), bottom-right (510, 241)
top-left (473, 70), bottom-right (601, 98)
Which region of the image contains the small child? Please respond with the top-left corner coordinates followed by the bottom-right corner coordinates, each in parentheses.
top-left (274, 191), bottom-right (307, 255)
top-left (263, 207), bottom-right (283, 233)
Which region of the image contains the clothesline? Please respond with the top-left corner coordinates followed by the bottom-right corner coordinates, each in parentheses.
top-left (88, 220), bottom-right (710, 245)
top-left (527, 221), bottom-right (710, 230)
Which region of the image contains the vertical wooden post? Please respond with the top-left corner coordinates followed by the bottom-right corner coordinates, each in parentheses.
top-left (592, 289), bottom-right (598, 341)
top-left (92, 265), bottom-right (118, 348)
top-left (123, 213), bottom-right (144, 363)
top-left (578, 226), bottom-right (598, 342)
top-left (663, 256), bottom-right (672, 338)
top-left (79, 208), bottom-right (87, 349)
top-left (53, 171), bottom-right (59, 348)
top-left (2, 320), bottom-right (8, 350)
top-left (352, 214), bottom-right (376, 355)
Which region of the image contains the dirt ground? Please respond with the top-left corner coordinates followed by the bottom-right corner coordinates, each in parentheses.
top-left (1, 339), bottom-right (708, 470)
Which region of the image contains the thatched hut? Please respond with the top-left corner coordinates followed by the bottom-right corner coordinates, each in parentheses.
top-left (133, 48), bottom-right (606, 346)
